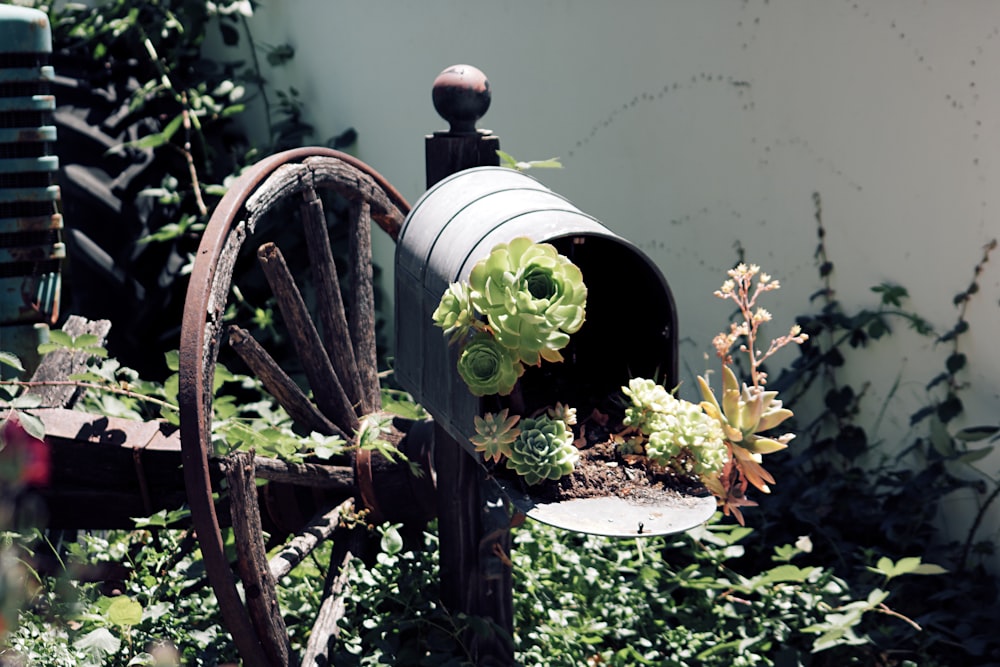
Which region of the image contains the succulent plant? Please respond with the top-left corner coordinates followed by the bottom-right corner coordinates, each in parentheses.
top-left (432, 281), bottom-right (476, 343)
top-left (469, 409), bottom-right (521, 463)
top-left (456, 332), bottom-right (524, 397)
top-left (697, 365), bottom-right (794, 492)
top-left (621, 377), bottom-right (728, 476)
top-left (468, 237), bottom-right (587, 366)
top-left (432, 238), bottom-right (587, 397)
top-left (622, 378), bottom-right (675, 432)
top-left (506, 414), bottom-right (579, 485)
top-left (642, 400), bottom-right (728, 476)
top-left (546, 401), bottom-right (577, 426)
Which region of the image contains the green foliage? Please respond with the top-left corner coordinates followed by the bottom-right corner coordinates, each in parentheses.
top-left (37, 330), bottom-right (107, 360)
top-left (496, 150), bottom-right (563, 172)
top-left (4, 530), bottom-right (237, 666)
top-left (732, 195), bottom-right (1000, 665)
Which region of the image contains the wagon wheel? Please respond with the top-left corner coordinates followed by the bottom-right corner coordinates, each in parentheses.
top-left (178, 148), bottom-right (433, 666)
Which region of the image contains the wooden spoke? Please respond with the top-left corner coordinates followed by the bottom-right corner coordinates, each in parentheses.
top-left (224, 451), bottom-right (291, 667)
top-left (179, 148), bottom-right (434, 666)
top-left (348, 199), bottom-right (380, 413)
top-left (299, 189), bottom-right (368, 413)
top-left (256, 242), bottom-right (359, 434)
top-left (226, 325), bottom-right (348, 440)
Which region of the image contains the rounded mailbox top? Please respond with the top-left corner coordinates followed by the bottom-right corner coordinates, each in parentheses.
top-left (432, 64), bottom-right (491, 134)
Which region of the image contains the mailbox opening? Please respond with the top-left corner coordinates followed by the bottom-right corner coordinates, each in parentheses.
top-left (504, 233), bottom-right (676, 423)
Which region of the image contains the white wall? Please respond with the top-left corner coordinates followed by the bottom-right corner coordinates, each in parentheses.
top-left (235, 0), bottom-right (1000, 567)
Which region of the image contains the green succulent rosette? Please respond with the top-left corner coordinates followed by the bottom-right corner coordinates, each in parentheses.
top-left (432, 281), bottom-right (476, 343)
top-left (468, 236), bottom-right (587, 366)
top-left (506, 415), bottom-right (579, 485)
top-left (456, 332), bottom-right (524, 397)
top-left (621, 377), bottom-right (728, 477)
top-left (643, 400), bottom-right (728, 477)
top-left (470, 409), bottom-right (521, 463)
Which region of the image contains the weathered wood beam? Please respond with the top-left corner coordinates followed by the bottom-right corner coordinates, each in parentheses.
top-left (268, 498), bottom-right (352, 581)
top-left (223, 451), bottom-right (290, 667)
top-left (256, 242), bottom-right (359, 434)
top-left (226, 325), bottom-right (349, 440)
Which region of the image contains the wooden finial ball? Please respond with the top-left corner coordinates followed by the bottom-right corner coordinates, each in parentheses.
top-left (432, 64), bottom-right (491, 134)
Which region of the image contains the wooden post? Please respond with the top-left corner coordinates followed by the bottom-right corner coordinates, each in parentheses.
top-left (425, 65), bottom-right (513, 665)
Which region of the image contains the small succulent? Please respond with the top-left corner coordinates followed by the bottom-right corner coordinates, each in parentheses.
top-left (470, 409), bottom-right (521, 463)
top-left (456, 333), bottom-right (524, 397)
top-left (622, 378), bottom-right (675, 433)
top-left (546, 401), bottom-right (577, 426)
top-left (643, 400), bottom-right (728, 477)
top-left (432, 281), bottom-right (476, 343)
top-left (468, 237), bottom-right (587, 366)
top-left (697, 365), bottom-right (794, 492)
top-left (506, 414), bottom-right (579, 486)
top-left (620, 377), bottom-right (728, 477)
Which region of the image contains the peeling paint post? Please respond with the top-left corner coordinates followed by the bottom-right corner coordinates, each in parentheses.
top-left (418, 64), bottom-right (514, 665)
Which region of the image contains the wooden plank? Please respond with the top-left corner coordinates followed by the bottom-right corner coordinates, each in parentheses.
top-left (256, 242), bottom-right (358, 434)
top-left (25, 316), bottom-right (112, 408)
top-left (32, 408), bottom-right (179, 451)
top-left (226, 325), bottom-right (349, 441)
top-left (223, 451), bottom-right (291, 667)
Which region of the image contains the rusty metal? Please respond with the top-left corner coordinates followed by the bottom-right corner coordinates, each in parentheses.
top-left (178, 147), bottom-right (411, 666)
top-left (0, 4), bottom-right (63, 329)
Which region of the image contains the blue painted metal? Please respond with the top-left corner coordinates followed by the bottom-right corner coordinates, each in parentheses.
top-left (0, 4), bottom-right (63, 328)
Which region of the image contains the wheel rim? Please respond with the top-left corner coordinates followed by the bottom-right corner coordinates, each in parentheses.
top-left (178, 147), bottom-right (412, 665)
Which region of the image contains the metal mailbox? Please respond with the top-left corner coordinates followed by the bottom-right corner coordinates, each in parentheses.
top-left (395, 166), bottom-right (678, 452)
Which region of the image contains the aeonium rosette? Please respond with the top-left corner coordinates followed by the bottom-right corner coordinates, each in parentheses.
top-left (468, 236), bottom-right (587, 366)
top-left (432, 236), bottom-right (587, 397)
top-left (505, 414), bottom-right (579, 486)
top-left (456, 333), bottom-right (524, 397)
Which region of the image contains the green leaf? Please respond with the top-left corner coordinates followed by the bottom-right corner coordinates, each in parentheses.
top-left (946, 352), bottom-right (967, 374)
top-left (15, 410), bottom-right (46, 441)
top-left (74, 627), bottom-right (121, 655)
top-left (871, 283), bottom-right (908, 307)
top-left (0, 352), bottom-right (25, 372)
top-left (73, 333), bottom-right (100, 349)
top-left (380, 524), bottom-right (404, 556)
top-left (753, 564), bottom-right (817, 586)
top-left (107, 595), bottom-right (143, 627)
top-left (869, 556), bottom-right (923, 579)
top-left (47, 329), bottom-right (72, 347)
top-left (496, 150), bottom-right (518, 169)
